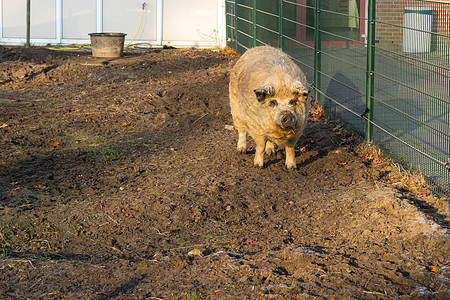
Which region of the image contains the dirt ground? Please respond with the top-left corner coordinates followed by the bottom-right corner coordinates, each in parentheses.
top-left (0, 45), bottom-right (449, 299)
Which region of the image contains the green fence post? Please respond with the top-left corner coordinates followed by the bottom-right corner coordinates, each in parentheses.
top-left (26, 0), bottom-right (31, 48)
top-left (365, 0), bottom-right (376, 142)
top-left (253, 0), bottom-right (257, 47)
top-left (234, 0), bottom-right (239, 51)
top-left (279, 0), bottom-right (284, 50)
top-left (314, 0), bottom-right (321, 105)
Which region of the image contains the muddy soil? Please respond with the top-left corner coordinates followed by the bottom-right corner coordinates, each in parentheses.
top-left (0, 46), bottom-right (449, 299)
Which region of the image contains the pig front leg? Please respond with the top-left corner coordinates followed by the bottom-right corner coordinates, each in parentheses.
top-left (285, 144), bottom-right (297, 169)
top-left (253, 135), bottom-right (266, 168)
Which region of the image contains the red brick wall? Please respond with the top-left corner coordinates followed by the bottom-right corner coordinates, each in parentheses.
top-left (433, 1), bottom-right (450, 51)
top-left (376, 0), bottom-right (449, 51)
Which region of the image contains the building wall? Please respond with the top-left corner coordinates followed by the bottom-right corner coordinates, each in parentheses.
top-left (0, 0), bottom-right (226, 48)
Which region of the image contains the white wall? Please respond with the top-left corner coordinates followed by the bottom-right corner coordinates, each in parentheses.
top-left (2, 0), bottom-right (56, 39)
top-left (0, 0), bottom-right (226, 47)
top-left (103, 0), bottom-right (158, 41)
top-left (63, 0), bottom-right (97, 39)
top-left (163, 0), bottom-right (220, 46)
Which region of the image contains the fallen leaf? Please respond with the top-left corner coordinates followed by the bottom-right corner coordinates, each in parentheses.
top-left (0, 123), bottom-right (8, 128)
top-left (430, 265), bottom-right (439, 273)
top-left (370, 158), bottom-right (384, 167)
top-left (310, 106), bottom-right (325, 121)
top-left (121, 122), bottom-right (128, 128)
top-left (187, 249), bottom-right (202, 257)
top-left (5, 188), bottom-right (19, 196)
top-left (51, 141), bottom-right (60, 147)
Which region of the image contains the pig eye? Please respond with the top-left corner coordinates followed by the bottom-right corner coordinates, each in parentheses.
top-left (289, 99), bottom-right (298, 106)
top-left (269, 100), bottom-right (278, 107)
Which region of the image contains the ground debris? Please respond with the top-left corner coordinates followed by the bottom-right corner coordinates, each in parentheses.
top-left (0, 46), bottom-right (448, 300)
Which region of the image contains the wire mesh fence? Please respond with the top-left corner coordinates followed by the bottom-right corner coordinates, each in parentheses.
top-left (226, 0), bottom-right (449, 199)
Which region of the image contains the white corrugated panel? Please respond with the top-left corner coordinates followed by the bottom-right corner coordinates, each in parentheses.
top-left (2, 0), bottom-right (56, 39)
top-left (63, 0), bottom-right (97, 39)
top-left (0, 0), bottom-right (225, 47)
top-left (103, 0), bottom-right (157, 41)
top-left (163, 0), bottom-right (219, 45)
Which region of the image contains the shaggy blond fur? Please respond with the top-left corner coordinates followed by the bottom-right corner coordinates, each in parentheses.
top-left (229, 46), bottom-right (310, 169)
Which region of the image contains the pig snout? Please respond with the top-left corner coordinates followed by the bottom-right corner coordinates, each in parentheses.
top-left (277, 111), bottom-right (297, 130)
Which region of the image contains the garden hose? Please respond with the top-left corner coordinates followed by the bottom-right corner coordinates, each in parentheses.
top-left (45, 2), bottom-right (145, 52)
top-left (125, 2), bottom-right (146, 48)
top-left (46, 44), bottom-right (91, 51)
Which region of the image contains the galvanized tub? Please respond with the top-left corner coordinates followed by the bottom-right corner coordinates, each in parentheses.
top-left (89, 33), bottom-right (127, 58)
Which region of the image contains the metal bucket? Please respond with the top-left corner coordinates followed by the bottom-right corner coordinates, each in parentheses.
top-left (89, 33), bottom-right (127, 58)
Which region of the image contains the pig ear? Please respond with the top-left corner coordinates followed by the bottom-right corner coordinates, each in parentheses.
top-left (254, 85), bottom-right (275, 102)
top-left (292, 81), bottom-right (309, 98)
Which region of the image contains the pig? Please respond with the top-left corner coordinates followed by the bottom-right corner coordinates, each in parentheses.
top-left (229, 46), bottom-right (310, 169)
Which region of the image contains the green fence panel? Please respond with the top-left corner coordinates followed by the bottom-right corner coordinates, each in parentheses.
top-left (226, 0), bottom-right (450, 199)
top-left (255, 1), bottom-right (279, 47)
top-left (281, 1), bottom-right (315, 83)
top-left (316, 0), bottom-right (367, 135)
top-left (372, 0), bottom-right (449, 196)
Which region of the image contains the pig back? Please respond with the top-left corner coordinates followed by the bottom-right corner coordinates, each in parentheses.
top-left (229, 46), bottom-right (308, 129)
top-left (230, 46), bottom-right (307, 101)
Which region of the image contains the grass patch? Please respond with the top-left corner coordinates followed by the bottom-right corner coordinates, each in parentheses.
top-left (184, 290), bottom-right (205, 300)
top-left (89, 145), bottom-right (123, 156)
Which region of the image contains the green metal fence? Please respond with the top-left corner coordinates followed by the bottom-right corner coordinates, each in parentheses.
top-left (226, 0), bottom-right (450, 198)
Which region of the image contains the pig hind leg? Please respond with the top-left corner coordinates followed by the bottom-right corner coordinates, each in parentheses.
top-left (233, 119), bottom-right (248, 153)
top-left (237, 130), bottom-right (248, 153)
top-left (253, 135), bottom-right (266, 168)
top-left (265, 141), bottom-right (275, 156)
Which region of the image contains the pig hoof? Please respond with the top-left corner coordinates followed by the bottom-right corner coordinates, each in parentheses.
top-left (237, 147), bottom-right (247, 154)
top-left (254, 162), bottom-right (265, 169)
top-left (265, 148), bottom-right (275, 156)
top-left (286, 162), bottom-right (297, 169)
top-left (254, 159), bottom-right (265, 168)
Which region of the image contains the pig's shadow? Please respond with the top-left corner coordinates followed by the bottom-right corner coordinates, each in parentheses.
top-left (268, 150), bottom-right (328, 169)
top-left (265, 156), bottom-right (283, 168)
top-left (240, 147), bottom-right (284, 168)
top-left (243, 147), bottom-right (328, 169)
top-left (296, 150), bottom-right (328, 169)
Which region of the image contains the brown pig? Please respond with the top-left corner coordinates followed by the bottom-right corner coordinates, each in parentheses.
top-left (229, 46), bottom-right (310, 169)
